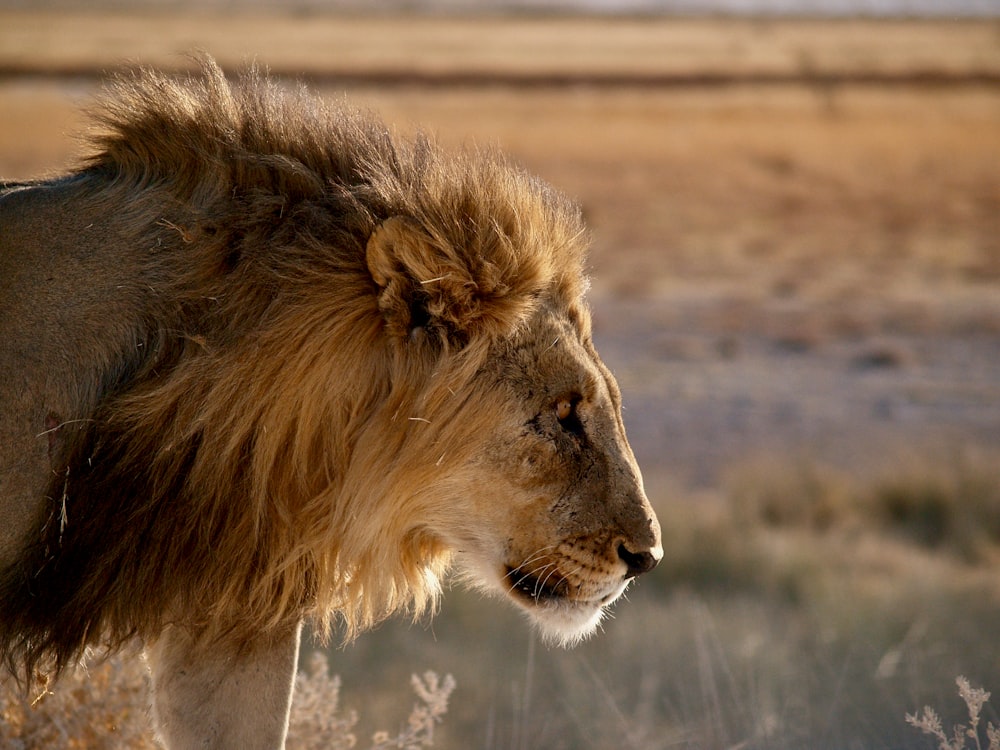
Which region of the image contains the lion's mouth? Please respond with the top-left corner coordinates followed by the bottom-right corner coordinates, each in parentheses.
top-left (504, 565), bottom-right (567, 604)
top-left (492, 560), bottom-right (631, 645)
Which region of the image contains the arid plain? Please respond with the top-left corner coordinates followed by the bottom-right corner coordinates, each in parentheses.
top-left (2, 12), bottom-right (1000, 749)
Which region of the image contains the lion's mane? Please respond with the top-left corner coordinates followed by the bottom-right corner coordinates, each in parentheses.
top-left (0, 58), bottom-right (588, 678)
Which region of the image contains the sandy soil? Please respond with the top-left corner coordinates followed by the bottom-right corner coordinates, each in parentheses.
top-left (2, 14), bottom-right (999, 495)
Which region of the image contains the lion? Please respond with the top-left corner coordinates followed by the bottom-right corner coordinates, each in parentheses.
top-left (0, 58), bottom-right (661, 749)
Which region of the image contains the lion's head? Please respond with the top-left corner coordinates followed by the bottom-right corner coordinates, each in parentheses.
top-left (0, 59), bottom-right (660, 680)
top-left (363, 217), bottom-right (662, 644)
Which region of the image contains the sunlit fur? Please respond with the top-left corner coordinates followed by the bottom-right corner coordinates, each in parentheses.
top-left (0, 57), bottom-right (590, 679)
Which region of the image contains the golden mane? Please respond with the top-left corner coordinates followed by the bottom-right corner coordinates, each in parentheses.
top-left (0, 58), bottom-right (589, 677)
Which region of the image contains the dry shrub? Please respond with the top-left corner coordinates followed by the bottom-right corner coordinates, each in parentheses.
top-left (653, 489), bottom-right (828, 606)
top-left (655, 492), bottom-right (761, 591)
top-left (720, 449), bottom-right (1000, 562)
top-left (874, 479), bottom-right (954, 549)
top-left (725, 457), bottom-right (855, 532)
top-left (867, 450), bottom-right (1000, 562)
top-left (907, 676), bottom-right (1000, 750)
top-left (0, 651), bottom-right (454, 750)
top-left (650, 448), bottom-right (1000, 613)
top-left (849, 339), bottom-right (913, 370)
top-left (0, 649), bottom-right (157, 750)
top-left (289, 652), bottom-right (455, 750)
top-left (286, 652), bottom-right (358, 750)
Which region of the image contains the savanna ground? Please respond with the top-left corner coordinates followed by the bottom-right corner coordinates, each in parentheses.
top-left (2, 10), bottom-right (1000, 749)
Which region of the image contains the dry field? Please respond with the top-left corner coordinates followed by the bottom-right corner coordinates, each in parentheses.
top-left (3, 12), bottom-right (1000, 749)
top-left (1, 12), bottom-right (998, 79)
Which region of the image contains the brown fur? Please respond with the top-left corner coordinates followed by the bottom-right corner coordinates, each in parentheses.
top-left (0, 58), bottom-right (658, 687)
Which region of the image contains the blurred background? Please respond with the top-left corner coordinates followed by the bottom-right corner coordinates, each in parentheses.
top-left (2, 2), bottom-right (999, 748)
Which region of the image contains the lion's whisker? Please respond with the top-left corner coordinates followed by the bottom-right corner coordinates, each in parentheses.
top-left (506, 562), bottom-right (558, 598)
top-left (539, 563), bottom-right (580, 598)
top-left (535, 564), bottom-right (564, 598)
top-left (503, 546), bottom-right (559, 581)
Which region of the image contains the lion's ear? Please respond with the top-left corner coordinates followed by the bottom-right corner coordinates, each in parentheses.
top-left (366, 215), bottom-right (517, 346)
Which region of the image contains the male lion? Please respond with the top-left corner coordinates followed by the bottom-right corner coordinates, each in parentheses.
top-left (0, 59), bottom-right (661, 749)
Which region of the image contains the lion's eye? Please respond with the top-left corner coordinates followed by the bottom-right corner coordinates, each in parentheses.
top-left (555, 398), bottom-right (573, 422)
top-left (554, 394), bottom-right (584, 435)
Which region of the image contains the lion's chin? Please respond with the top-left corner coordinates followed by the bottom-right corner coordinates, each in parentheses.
top-left (456, 557), bottom-right (629, 647)
top-left (503, 567), bottom-right (630, 648)
top-left (521, 595), bottom-right (616, 647)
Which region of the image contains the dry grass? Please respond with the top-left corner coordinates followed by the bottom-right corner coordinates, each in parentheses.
top-left (722, 447), bottom-right (1000, 564)
top-left (0, 652), bottom-right (454, 750)
top-left (654, 449), bottom-right (1000, 613)
top-left (0, 13), bottom-right (997, 79)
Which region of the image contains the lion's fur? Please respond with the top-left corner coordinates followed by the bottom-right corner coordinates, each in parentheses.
top-left (0, 58), bottom-right (591, 679)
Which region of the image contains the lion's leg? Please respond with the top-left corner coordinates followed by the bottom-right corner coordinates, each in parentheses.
top-left (145, 621), bottom-right (302, 750)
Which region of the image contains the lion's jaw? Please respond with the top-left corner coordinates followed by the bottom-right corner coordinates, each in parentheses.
top-left (455, 529), bottom-right (649, 647)
top-left (501, 560), bottom-right (633, 646)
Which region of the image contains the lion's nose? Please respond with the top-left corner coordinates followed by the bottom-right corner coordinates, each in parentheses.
top-left (617, 542), bottom-right (662, 578)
